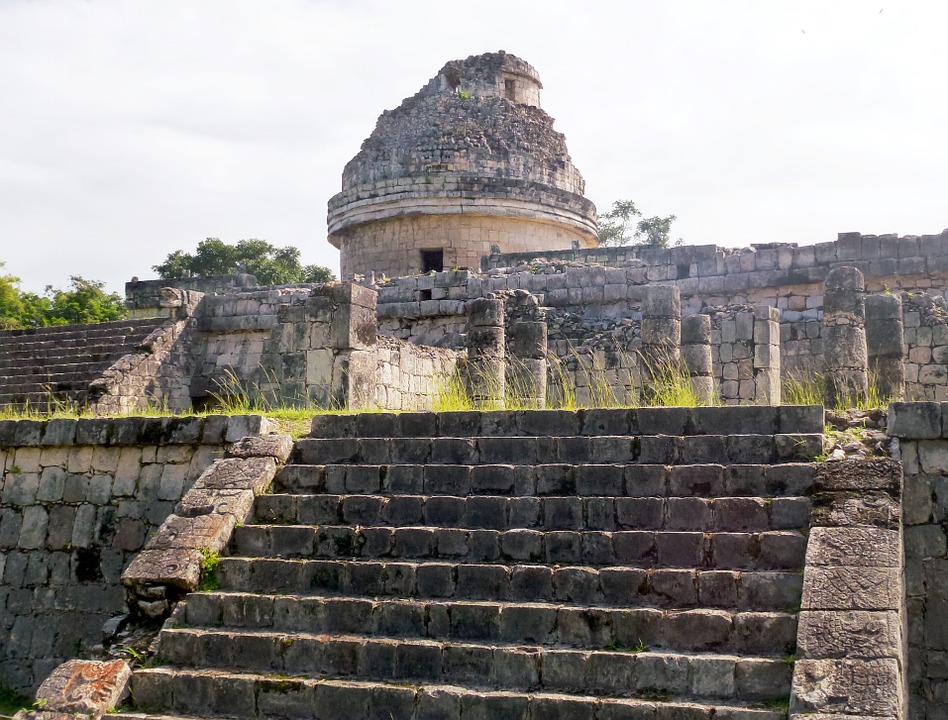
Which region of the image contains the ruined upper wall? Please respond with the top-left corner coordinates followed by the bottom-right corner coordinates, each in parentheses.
top-left (328, 51), bottom-right (598, 279)
top-left (482, 230), bottom-right (948, 307)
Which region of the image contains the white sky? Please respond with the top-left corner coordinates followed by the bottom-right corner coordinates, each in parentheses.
top-left (1, 0), bottom-right (946, 294)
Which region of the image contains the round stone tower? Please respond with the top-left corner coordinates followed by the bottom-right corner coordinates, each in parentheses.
top-left (328, 51), bottom-right (599, 279)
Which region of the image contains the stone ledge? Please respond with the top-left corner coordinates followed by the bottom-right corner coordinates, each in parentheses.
top-left (0, 415), bottom-right (275, 448)
top-left (309, 405), bottom-right (825, 439)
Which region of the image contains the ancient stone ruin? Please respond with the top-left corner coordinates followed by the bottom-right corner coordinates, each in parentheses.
top-left (3, 50), bottom-right (948, 720)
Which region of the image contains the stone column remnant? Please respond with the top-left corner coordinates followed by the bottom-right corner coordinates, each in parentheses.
top-left (640, 285), bottom-right (681, 402)
top-left (681, 314), bottom-right (713, 404)
top-left (466, 295), bottom-right (506, 407)
top-left (259, 282), bottom-right (378, 409)
top-left (506, 290), bottom-right (548, 408)
top-left (865, 293), bottom-right (905, 401)
top-left (753, 304), bottom-right (781, 405)
top-left (822, 266), bottom-right (869, 408)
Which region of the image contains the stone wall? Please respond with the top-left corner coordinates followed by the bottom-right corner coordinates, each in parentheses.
top-left (374, 337), bottom-right (461, 411)
top-left (337, 212), bottom-right (592, 282)
top-left (0, 414), bottom-right (271, 693)
top-left (888, 402), bottom-right (948, 719)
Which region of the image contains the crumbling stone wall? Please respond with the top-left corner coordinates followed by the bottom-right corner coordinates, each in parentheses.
top-left (328, 51), bottom-right (598, 279)
top-left (0, 415), bottom-right (269, 692)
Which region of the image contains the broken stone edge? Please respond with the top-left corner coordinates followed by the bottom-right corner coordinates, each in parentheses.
top-left (120, 432), bottom-right (291, 620)
top-left (791, 458), bottom-right (906, 719)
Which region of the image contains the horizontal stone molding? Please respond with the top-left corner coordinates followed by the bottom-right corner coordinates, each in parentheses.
top-left (328, 189), bottom-right (598, 244)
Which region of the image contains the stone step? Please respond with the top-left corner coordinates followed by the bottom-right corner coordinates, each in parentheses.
top-left (123, 670), bottom-right (787, 719)
top-left (181, 592), bottom-right (797, 656)
top-left (0, 349), bottom-right (118, 367)
top-left (310, 405), bottom-right (823, 438)
top-left (230, 525), bottom-right (807, 571)
top-left (292, 435), bottom-right (823, 466)
top-left (154, 629), bottom-right (792, 701)
top-left (274, 463), bottom-right (817, 498)
top-left (217, 558), bottom-right (803, 611)
top-left (0, 317), bottom-right (164, 339)
top-left (253, 493), bottom-right (811, 533)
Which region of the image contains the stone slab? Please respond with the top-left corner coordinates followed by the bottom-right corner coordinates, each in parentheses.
top-left (35, 659), bottom-right (131, 715)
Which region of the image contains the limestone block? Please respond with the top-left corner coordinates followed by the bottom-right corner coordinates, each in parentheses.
top-left (802, 566), bottom-right (902, 611)
top-left (145, 513), bottom-right (235, 552)
top-left (35, 659), bottom-right (131, 715)
top-left (805, 526), bottom-right (900, 567)
top-left (224, 415), bottom-right (276, 443)
top-left (228, 434), bottom-right (294, 463)
top-left (791, 658), bottom-right (901, 717)
top-left (888, 401), bottom-right (942, 438)
top-left (122, 547), bottom-right (203, 591)
top-left (467, 297), bottom-right (504, 327)
top-left (190, 457), bottom-right (278, 494)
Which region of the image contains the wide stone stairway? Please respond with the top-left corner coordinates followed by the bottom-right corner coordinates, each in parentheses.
top-left (0, 318), bottom-right (168, 409)
top-left (117, 406), bottom-right (823, 720)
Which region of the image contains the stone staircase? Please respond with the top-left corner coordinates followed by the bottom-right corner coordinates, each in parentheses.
top-left (0, 318), bottom-right (168, 409)
top-left (117, 406), bottom-right (823, 720)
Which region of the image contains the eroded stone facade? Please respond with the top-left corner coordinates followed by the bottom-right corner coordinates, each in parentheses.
top-left (328, 51), bottom-right (598, 280)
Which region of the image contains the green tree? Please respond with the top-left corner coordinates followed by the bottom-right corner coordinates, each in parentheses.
top-left (0, 267), bottom-right (127, 329)
top-left (0, 263), bottom-right (27, 330)
top-left (153, 238), bottom-right (336, 285)
top-left (597, 199), bottom-right (681, 248)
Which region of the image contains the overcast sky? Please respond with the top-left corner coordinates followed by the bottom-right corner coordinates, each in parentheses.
top-left (1, 0), bottom-right (946, 295)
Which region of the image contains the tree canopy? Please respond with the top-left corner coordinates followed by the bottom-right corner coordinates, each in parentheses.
top-left (0, 264), bottom-right (127, 329)
top-left (597, 199), bottom-right (681, 248)
top-left (153, 238), bottom-right (335, 285)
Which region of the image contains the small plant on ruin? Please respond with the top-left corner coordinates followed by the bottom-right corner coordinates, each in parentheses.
top-left (198, 547), bottom-right (220, 592)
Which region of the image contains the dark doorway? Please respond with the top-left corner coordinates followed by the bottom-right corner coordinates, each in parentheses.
top-left (505, 78), bottom-right (516, 100)
top-left (421, 249), bottom-right (444, 273)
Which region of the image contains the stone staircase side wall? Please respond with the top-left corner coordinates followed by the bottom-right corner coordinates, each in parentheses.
top-left (0, 414), bottom-right (272, 693)
top-left (791, 458), bottom-right (905, 719)
top-left (888, 402), bottom-right (948, 719)
top-left (89, 290), bottom-right (203, 414)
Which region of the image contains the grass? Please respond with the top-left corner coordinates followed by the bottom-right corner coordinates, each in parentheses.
top-left (782, 369), bottom-right (893, 410)
top-left (0, 685), bottom-right (31, 717)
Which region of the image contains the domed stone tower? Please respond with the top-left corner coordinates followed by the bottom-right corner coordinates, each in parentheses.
top-left (328, 51), bottom-right (599, 279)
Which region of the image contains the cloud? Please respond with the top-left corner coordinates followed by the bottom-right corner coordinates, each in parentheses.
top-left (0, 0), bottom-right (945, 293)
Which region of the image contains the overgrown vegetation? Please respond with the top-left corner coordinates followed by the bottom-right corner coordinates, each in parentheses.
top-left (198, 548), bottom-right (220, 592)
top-left (434, 349), bottom-right (710, 412)
top-left (782, 369), bottom-right (893, 410)
top-left (0, 263), bottom-right (127, 329)
top-left (153, 238), bottom-right (334, 285)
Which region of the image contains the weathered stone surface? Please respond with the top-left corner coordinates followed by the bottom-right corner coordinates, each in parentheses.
top-left (802, 566), bottom-right (902, 611)
top-left (35, 659), bottom-right (130, 715)
top-left (805, 527), bottom-right (900, 567)
top-left (227, 434), bottom-right (293, 462)
top-left (813, 459), bottom-right (901, 493)
top-left (797, 610), bottom-right (902, 660)
top-left (791, 658), bottom-right (901, 716)
top-left (145, 513), bottom-right (235, 552)
top-left (122, 548), bottom-right (203, 591)
top-left (191, 457), bottom-right (277, 493)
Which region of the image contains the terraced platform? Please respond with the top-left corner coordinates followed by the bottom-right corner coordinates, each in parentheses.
top-left (115, 406), bottom-right (824, 720)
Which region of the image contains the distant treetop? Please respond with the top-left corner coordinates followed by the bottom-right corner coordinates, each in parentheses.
top-left (153, 238), bottom-right (335, 285)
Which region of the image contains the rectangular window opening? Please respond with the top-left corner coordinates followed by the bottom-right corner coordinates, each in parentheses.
top-left (504, 78), bottom-right (516, 100)
top-left (421, 249), bottom-right (444, 273)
